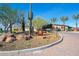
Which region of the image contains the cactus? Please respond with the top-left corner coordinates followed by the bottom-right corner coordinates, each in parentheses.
top-left (28, 3), bottom-right (33, 37)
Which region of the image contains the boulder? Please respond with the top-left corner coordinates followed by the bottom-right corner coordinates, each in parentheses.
top-left (0, 34), bottom-right (6, 42)
top-left (5, 33), bottom-right (16, 42)
top-left (37, 29), bottom-right (43, 36)
top-left (5, 37), bottom-right (16, 43)
top-left (16, 34), bottom-right (25, 40)
top-left (16, 34), bottom-right (30, 40)
top-left (24, 35), bottom-right (30, 40)
top-left (0, 33), bottom-right (16, 43)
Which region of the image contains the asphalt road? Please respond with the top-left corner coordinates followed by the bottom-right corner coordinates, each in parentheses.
top-left (19, 32), bottom-right (79, 56)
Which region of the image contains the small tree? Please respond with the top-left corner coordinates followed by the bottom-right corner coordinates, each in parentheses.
top-left (33, 17), bottom-right (48, 30)
top-left (0, 5), bottom-right (18, 33)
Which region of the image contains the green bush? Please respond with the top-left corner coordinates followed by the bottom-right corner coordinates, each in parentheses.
top-left (56, 28), bottom-right (61, 31)
top-left (67, 27), bottom-right (72, 31)
top-left (0, 28), bottom-right (3, 33)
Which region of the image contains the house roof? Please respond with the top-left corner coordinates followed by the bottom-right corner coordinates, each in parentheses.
top-left (42, 24), bottom-right (72, 28)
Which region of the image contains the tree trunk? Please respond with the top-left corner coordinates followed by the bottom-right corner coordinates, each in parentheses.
top-left (10, 21), bottom-right (12, 33)
top-left (76, 20), bottom-right (77, 31)
top-left (29, 20), bottom-right (33, 35)
top-left (63, 22), bottom-right (65, 31)
top-left (4, 26), bottom-right (6, 33)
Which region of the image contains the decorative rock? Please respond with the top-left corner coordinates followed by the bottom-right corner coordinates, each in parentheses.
top-left (16, 34), bottom-right (25, 40)
top-left (0, 32), bottom-right (16, 43)
top-left (43, 36), bottom-right (47, 39)
top-left (24, 35), bottom-right (29, 40)
top-left (16, 34), bottom-right (31, 40)
top-left (37, 29), bottom-right (43, 36)
top-left (3, 32), bottom-right (16, 42)
top-left (24, 35), bottom-right (31, 40)
top-left (0, 34), bottom-right (6, 42)
top-left (5, 37), bottom-right (16, 43)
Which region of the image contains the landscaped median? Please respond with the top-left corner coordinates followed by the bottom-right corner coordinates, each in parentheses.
top-left (0, 32), bottom-right (63, 55)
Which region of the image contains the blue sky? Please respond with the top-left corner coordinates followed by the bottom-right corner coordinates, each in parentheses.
top-left (0, 3), bottom-right (79, 28)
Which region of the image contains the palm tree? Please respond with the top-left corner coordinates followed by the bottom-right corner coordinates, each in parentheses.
top-left (60, 16), bottom-right (68, 31)
top-left (50, 18), bottom-right (57, 24)
top-left (72, 14), bottom-right (79, 31)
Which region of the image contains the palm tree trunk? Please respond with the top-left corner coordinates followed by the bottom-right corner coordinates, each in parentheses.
top-left (64, 25), bottom-right (65, 31)
top-left (76, 20), bottom-right (77, 31)
top-left (63, 22), bottom-right (65, 31)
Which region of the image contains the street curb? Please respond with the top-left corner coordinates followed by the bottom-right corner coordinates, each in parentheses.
top-left (66, 32), bottom-right (79, 33)
top-left (0, 33), bottom-right (63, 55)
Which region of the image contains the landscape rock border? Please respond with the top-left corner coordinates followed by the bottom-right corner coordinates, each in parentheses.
top-left (0, 33), bottom-right (63, 55)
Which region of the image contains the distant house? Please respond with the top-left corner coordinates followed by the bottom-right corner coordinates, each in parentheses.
top-left (72, 27), bottom-right (79, 31)
top-left (25, 25), bottom-right (37, 32)
top-left (12, 24), bottom-right (22, 32)
top-left (42, 24), bottom-right (73, 31)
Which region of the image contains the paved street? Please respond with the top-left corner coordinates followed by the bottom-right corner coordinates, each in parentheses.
top-left (19, 32), bottom-right (79, 56)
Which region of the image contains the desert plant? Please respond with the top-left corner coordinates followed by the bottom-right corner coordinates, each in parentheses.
top-left (28, 3), bottom-right (33, 37)
top-left (33, 17), bottom-right (48, 29)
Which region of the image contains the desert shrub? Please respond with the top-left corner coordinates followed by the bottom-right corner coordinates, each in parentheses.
top-left (0, 28), bottom-right (3, 33)
top-left (56, 28), bottom-right (61, 31)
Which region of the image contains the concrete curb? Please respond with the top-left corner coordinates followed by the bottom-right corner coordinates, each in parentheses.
top-left (66, 32), bottom-right (79, 33)
top-left (0, 33), bottom-right (63, 55)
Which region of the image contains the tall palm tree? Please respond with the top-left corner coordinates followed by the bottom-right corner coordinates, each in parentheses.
top-left (50, 18), bottom-right (57, 24)
top-left (72, 14), bottom-right (79, 31)
top-left (60, 16), bottom-right (68, 31)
